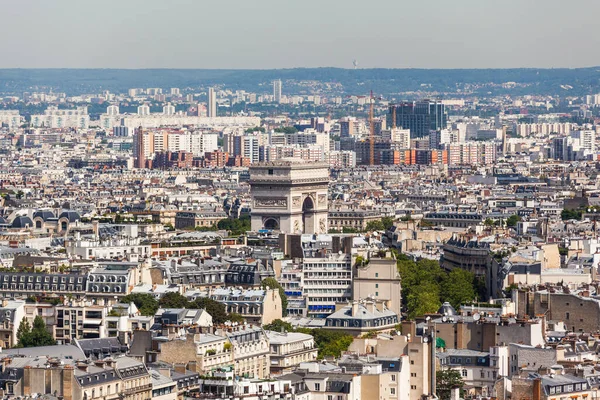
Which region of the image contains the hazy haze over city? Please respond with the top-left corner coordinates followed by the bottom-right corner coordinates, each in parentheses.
top-left (3, 0), bottom-right (600, 69)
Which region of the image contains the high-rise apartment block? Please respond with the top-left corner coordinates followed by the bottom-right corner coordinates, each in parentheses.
top-left (207, 88), bottom-right (217, 117)
top-left (273, 80), bottom-right (282, 103)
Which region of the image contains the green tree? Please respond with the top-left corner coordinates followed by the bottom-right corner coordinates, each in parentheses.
top-left (17, 316), bottom-right (55, 348)
top-left (561, 208), bottom-right (583, 221)
top-left (440, 269), bottom-right (477, 309)
top-left (30, 316), bottom-right (56, 346)
top-left (217, 216), bottom-right (251, 235)
top-left (312, 329), bottom-right (353, 359)
top-left (122, 293), bottom-right (159, 316)
top-left (365, 220), bottom-right (385, 231)
top-left (484, 218), bottom-right (494, 226)
top-left (261, 278), bottom-right (288, 316)
top-left (158, 292), bottom-right (189, 308)
top-left (506, 214), bottom-right (521, 227)
top-left (381, 216), bottom-right (395, 230)
top-left (274, 126), bottom-right (298, 134)
top-left (406, 281), bottom-right (441, 319)
top-left (263, 319), bottom-right (293, 332)
top-left (190, 297), bottom-right (229, 324)
top-left (227, 313), bottom-right (245, 323)
top-left (16, 318), bottom-right (31, 347)
top-left (245, 126), bottom-right (265, 133)
top-left (436, 369), bottom-right (465, 400)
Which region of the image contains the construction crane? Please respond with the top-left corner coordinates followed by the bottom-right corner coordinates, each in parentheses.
top-left (369, 91), bottom-right (375, 166)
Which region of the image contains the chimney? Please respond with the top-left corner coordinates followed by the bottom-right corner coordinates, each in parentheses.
top-left (23, 366), bottom-right (32, 396)
top-left (174, 363), bottom-right (186, 374)
top-left (351, 301), bottom-right (359, 316)
top-left (94, 360), bottom-right (105, 368)
top-left (366, 301), bottom-right (377, 314)
top-left (63, 365), bottom-right (74, 400)
top-left (92, 220), bottom-right (99, 238)
top-left (450, 387), bottom-right (460, 400)
top-left (104, 358), bottom-right (114, 368)
top-left (75, 361), bottom-right (88, 372)
top-left (533, 378), bottom-right (542, 400)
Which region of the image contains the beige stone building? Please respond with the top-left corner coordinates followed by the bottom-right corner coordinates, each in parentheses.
top-left (348, 334), bottom-right (433, 400)
top-left (353, 256), bottom-right (402, 317)
top-left (157, 333), bottom-right (234, 374)
top-left (265, 330), bottom-right (318, 375)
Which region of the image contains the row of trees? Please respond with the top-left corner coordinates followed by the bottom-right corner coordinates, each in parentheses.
top-left (193, 216), bottom-right (251, 236)
top-left (263, 319), bottom-right (353, 359)
top-left (397, 254), bottom-right (484, 319)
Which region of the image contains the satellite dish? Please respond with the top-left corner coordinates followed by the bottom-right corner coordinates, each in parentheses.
top-left (473, 313), bottom-right (481, 322)
top-left (423, 336), bottom-right (430, 343)
top-left (442, 316), bottom-right (448, 323)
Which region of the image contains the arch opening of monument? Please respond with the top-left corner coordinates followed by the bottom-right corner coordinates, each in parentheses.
top-left (263, 217), bottom-right (280, 230)
top-left (302, 196), bottom-right (316, 234)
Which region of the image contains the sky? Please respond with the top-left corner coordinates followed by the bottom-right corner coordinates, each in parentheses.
top-left (2, 0), bottom-right (600, 69)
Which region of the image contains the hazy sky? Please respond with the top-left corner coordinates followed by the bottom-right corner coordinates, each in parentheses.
top-left (3, 0), bottom-right (600, 69)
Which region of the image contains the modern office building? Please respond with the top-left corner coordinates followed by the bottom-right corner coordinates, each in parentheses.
top-left (388, 100), bottom-right (446, 138)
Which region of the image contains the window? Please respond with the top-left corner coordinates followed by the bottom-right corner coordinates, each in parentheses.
top-left (391, 375), bottom-right (396, 381)
top-left (315, 383), bottom-right (321, 391)
top-left (328, 396), bottom-right (333, 400)
top-left (411, 385), bottom-right (417, 390)
top-left (391, 388), bottom-right (396, 395)
top-left (375, 284), bottom-right (379, 288)
top-left (411, 373), bottom-right (417, 377)
top-left (462, 370), bottom-right (467, 377)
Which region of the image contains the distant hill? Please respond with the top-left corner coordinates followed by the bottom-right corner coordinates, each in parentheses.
top-left (0, 67), bottom-right (599, 97)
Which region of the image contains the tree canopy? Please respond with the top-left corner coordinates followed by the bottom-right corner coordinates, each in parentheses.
top-left (274, 126), bottom-right (298, 134)
top-left (506, 214), bottom-right (522, 227)
top-left (263, 319), bottom-right (293, 332)
top-left (16, 316), bottom-right (56, 348)
top-left (396, 253), bottom-right (480, 319)
top-left (217, 216), bottom-right (251, 236)
top-left (158, 292), bottom-right (189, 309)
top-left (122, 293), bottom-right (159, 316)
top-left (436, 369), bottom-right (465, 400)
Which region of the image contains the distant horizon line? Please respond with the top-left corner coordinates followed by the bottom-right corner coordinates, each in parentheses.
top-left (1, 66), bottom-right (600, 71)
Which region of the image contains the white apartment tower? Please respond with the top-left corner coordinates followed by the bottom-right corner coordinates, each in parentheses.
top-left (273, 80), bottom-right (282, 103)
top-left (207, 87), bottom-right (217, 117)
top-left (162, 102), bottom-right (175, 116)
top-left (106, 105), bottom-right (119, 116)
top-left (137, 104), bottom-right (150, 116)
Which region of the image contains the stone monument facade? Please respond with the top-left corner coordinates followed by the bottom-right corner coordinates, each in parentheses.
top-left (249, 160), bottom-right (329, 234)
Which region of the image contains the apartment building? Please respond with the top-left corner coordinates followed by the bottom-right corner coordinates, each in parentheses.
top-left (265, 330), bottom-right (318, 375)
top-left (302, 253), bottom-right (352, 318)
